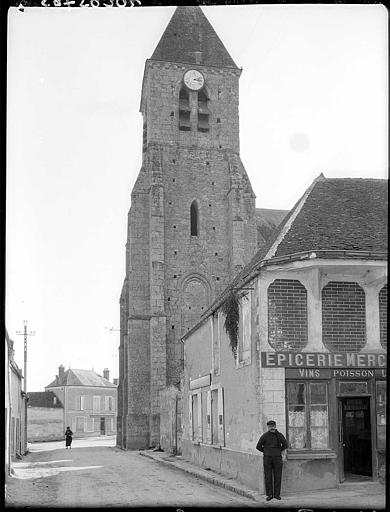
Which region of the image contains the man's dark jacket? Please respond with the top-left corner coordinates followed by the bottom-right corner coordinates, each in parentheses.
top-left (256, 430), bottom-right (288, 456)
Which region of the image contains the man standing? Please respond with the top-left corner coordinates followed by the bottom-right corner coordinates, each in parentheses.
top-left (256, 420), bottom-right (288, 501)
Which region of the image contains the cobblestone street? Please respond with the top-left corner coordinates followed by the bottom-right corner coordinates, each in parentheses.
top-left (5, 437), bottom-right (256, 508)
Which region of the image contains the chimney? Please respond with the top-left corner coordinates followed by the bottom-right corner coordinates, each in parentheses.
top-left (113, 378), bottom-right (118, 386)
top-left (58, 365), bottom-right (65, 379)
top-left (103, 368), bottom-right (110, 381)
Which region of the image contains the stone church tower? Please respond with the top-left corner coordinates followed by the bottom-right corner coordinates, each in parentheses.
top-left (117, 6), bottom-right (280, 450)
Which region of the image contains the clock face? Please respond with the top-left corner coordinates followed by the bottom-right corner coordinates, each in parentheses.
top-left (183, 69), bottom-right (205, 91)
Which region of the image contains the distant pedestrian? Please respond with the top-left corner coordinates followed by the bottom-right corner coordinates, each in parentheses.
top-left (256, 420), bottom-right (288, 501)
top-left (65, 427), bottom-right (73, 449)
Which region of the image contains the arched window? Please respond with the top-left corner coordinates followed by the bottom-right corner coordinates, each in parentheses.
top-left (179, 87), bottom-right (191, 131)
top-left (190, 201), bottom-right (199, 236)
top-left (197, 90), bottom-right (210, 133)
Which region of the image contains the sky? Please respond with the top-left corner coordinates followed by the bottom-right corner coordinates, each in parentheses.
top-left (6, 4), bottom-right (388, 392)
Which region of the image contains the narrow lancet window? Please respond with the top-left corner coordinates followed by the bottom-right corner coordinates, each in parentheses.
top-left (190, 201), bottom-right (199, 236)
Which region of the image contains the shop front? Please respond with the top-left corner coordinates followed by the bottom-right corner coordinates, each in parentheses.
top-left (262, 352), bottom-right (386, 484)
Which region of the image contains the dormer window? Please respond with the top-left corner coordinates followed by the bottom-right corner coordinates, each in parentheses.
top-left (197, 90), bottom-right (209, 132)
top-left (179, 87), bottom-right (191, 131)
top-left (190, 200), bottom-right (199, 236)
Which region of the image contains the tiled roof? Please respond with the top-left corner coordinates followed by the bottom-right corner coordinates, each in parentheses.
top-left (46, 369), bottom-right (116, 389)
top-left (275, 178), bottom-right (388, 257)
top-left (28, 391), bottom-right (63, 408)
top-left (150, 6), bottom-right (239, 69)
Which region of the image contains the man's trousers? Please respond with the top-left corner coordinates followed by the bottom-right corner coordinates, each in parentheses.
top-left (263, 454), bottom-right (283, 497)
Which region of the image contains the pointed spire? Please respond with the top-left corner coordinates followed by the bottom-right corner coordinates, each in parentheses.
top-left (150, 6), bottom-right (239, 69)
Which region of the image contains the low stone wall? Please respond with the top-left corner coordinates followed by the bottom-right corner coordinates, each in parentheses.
top-left (27, 407), bottom-right (64, 442)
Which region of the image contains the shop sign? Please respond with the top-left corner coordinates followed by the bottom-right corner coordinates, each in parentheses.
top-left (261, 351), bottom-right (386, 368)
top-left (285, 368), bottom-right (386, 379)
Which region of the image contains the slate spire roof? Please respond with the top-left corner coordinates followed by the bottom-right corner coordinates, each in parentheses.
top-left (150, 6), bottom-right (239, 69)
top-left (46, 368), bottom-right (116, 389)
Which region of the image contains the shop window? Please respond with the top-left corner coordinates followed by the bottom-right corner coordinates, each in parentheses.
top-left (237, 293), bottom-right (251, 364)
top-left (268, 279), bottom-right (308, 351)
top-left (322, 281), bottom-right (366, 352)
top-left (286, 381), bottom-right (329, 450)
top-left (179, 87), bottom-right (191, 131)
top-left (379, 285), bottom-right (387, 349)
top-left (376, 381), bottom-right (386, 451)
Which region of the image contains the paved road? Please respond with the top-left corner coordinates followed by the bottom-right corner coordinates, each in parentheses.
top-left (6, 438), bottom-right (256, 507)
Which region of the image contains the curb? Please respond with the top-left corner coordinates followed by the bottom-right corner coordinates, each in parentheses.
top-left (138, 451), bottom-right (260, 502)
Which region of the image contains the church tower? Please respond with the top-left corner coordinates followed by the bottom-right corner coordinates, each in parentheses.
top-left (118, 6), bottom-right (258, 449)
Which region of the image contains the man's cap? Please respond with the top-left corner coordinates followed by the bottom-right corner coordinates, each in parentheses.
top-left (266, 420), bottom-right (276, 426)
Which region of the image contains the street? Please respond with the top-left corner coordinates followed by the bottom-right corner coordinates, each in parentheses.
top-left (5, 437), bottom-right (256, 508)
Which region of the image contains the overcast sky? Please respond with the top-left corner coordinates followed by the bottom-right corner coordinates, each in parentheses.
top-left (6, 4), bottom-right (387, 392)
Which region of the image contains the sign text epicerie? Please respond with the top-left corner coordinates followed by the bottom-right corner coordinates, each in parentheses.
top-left (261, 352), bottom-right (386, 368)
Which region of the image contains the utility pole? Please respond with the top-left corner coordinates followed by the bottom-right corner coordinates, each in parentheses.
top-left (16, 320), bottom-right (35, 393)
top-left (16, 320), bottom-right (35, 455)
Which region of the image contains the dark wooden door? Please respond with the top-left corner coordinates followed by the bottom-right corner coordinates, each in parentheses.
top-left (100, 417), bottom-right (106, 435)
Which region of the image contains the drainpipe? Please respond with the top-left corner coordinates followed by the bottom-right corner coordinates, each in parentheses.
top-left (174, 395), bottom-right (178, 456)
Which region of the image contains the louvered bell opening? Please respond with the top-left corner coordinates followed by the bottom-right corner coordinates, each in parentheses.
top-left (197, 113), bottom-right (209, 133)
top-left (179, 110), bottom-right (191, 131)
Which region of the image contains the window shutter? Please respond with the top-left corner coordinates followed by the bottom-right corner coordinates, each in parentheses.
top-left (217, 387), bottom-right (225, 446)
top-left (206, 390), bottom-right (212, 444)
top-left (189, 394), bottom-right (193, 440)
top-left (197, 391), bottom-right (203, 442)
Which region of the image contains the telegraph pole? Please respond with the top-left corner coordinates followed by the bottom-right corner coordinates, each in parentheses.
top-left (16, 320), bottom-right (35, 455)
top-left (16, 320), bottom-right (35, 393)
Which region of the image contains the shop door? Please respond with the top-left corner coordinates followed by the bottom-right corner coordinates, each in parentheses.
top-left (338, 397), bottom-right (372, 480)
top-left (100, 417), bottom-right (106, 435)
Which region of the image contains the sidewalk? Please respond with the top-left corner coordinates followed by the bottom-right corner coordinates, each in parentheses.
top-left (139, 450), bottom-right (386, 509)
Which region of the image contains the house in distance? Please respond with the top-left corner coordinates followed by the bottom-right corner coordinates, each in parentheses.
top-left (45, 365), bottom-right (117, 438)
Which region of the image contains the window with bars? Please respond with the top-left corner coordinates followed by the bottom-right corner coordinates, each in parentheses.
top-left (286, 381), bottom-right (330, 450)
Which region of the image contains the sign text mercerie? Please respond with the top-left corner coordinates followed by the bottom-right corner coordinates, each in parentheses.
top-left (261, 352), bottom-right (386, 368)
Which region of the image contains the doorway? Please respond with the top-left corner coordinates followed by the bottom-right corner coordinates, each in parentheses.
top-left (100, 417), bottom-right (106, 436)
top-left (339, 397), bottom-right (372, 479)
